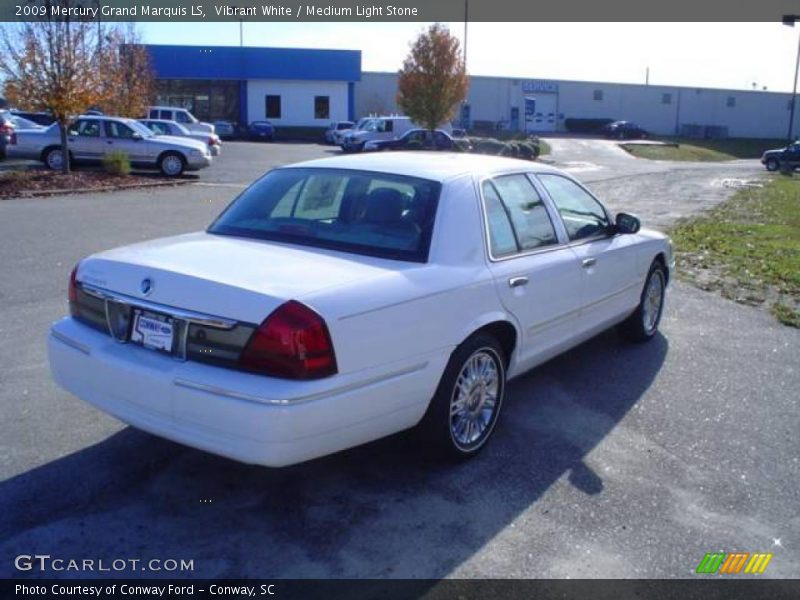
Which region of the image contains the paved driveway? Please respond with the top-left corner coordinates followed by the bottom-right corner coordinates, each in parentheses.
top-left (0, 140), bottom-right (797, 579)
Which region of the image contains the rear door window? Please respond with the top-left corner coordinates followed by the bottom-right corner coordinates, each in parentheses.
top-left (482, 174), bottom-right (558, 255)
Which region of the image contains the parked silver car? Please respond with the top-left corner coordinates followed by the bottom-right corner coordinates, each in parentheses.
top-left (146, 106), bottom-right (214, 135)
top-left (7, 116), bottom-right (212, 176)
top-left (139, 119), bottom-right (221, 156)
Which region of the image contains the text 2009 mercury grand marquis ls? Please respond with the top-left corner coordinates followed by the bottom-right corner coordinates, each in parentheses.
top-left (48, 153), bottom-right (673, 467)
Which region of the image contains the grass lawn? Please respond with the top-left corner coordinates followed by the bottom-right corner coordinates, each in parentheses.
top-left (669, 176), bottom-right (800, 327)
top-left (622, 137), bottom-right (786, 162)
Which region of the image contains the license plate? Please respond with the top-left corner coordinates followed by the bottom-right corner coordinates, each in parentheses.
top-left (130, 310), bottom-right (174, 353)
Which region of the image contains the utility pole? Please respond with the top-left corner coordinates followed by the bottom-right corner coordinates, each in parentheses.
top-left (783, 15), bottom-right (800, 143)
top-left (463, 0), bottom-right (468, 70)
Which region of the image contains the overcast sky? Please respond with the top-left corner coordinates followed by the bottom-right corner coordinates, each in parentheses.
top-left (139, 22), bottom-right (800, 93)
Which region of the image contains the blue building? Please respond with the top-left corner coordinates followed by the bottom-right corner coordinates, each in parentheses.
top-left (145, 45), bottom-right (361, 127)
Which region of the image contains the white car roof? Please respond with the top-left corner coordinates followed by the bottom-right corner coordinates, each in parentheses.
top-left (284, 152), bottom-right (563, 183)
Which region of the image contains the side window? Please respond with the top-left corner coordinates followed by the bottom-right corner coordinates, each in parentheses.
top-left (481, 182), bottom-right (518, 258)
top-left (538, 174), bottom-right (610, 241)
top-left (105, 121), bottom-right (136, 139)
top-left (159, 110), bottom-right (172, 120)
top-left (175, 111), bottom-right (191, 124)
top-left (314, 96), bottom-right (330, 120)
top-left (149, 122), bottom-right (168, 135)
top-left (72, 119), bottom-right (101, 137)
top-left (148, 109), bottom-right (158, 119)
top-left (265, 95), bottom-right (281, 119)
top-left (490, 174), bottom-right (558, 252)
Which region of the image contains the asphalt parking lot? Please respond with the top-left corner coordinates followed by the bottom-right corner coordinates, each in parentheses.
top-left (0, 140), bottom-right (797, 579)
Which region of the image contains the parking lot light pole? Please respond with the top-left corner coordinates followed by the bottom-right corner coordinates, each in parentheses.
top-left (783, 15), bottom-right (800, 144)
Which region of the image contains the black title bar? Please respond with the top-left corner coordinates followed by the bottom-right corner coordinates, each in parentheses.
top-left (3, 0), bottom-right (800, 22)
top-left (4, 579), bottom-right (800, 600)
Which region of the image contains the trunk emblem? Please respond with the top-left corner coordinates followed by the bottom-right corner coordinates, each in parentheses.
top-left (140, 278), bottom-right (154, 296)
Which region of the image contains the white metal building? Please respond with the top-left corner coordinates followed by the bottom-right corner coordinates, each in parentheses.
top-left (356, 72), bottom-right (799, 139)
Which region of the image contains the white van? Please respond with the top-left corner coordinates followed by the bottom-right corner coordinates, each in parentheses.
top-left (342, 116), bottom-right (453, 152)
top-left (146, 106), bottom-right (214, 135)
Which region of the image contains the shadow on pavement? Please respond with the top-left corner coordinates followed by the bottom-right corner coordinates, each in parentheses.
top-left (1, 329), bottom-right (668, 579)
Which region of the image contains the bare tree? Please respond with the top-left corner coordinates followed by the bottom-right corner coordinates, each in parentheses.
top-left (397, 24), bottom-right (469, 133)
top-left (0, 1), bottom-right (108, 173)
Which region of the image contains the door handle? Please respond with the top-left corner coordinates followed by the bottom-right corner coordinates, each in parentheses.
top-left (508, 276), bottom-right (529, 288)
top-left (582, 258), bottom-right (597, 268)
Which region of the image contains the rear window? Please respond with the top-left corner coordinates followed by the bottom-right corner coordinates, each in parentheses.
top-left (208, 168), bottom-right (441, 263)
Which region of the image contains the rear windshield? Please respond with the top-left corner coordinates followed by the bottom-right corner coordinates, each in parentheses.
top-left (208, 168), bottom-right (441, 262)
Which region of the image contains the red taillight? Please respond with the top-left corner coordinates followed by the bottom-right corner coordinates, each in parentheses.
top-left (239, 301), bottom-right (337, 380)
top-left (0, 124), bottom-right (12, 135)
top-left (209, 136), bottom-right (220, 145)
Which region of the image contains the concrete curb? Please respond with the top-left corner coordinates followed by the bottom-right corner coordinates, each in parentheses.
top-left (4, 178), bottom-right (196, 199)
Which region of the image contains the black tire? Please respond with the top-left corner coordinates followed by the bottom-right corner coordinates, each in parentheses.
top-left (418, 333), bottom-right (507, 460)
top-left (158, 152), bottom-right (185, 177)
top-left (765, 158), bottom-right (780, 172)
top-left (618, 260), bottom-right (667, 343)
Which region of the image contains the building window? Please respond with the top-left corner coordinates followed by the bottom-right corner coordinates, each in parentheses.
top-left (593, 89), bottom-right (603, 101)
top-left (265, 95), bottom-right (281, 119)
top-left (314, 96), bottom-right (330, 120)
top-left (726, 96), bottom-right (736, 108)
top-left (662, 93), bottom-right (672, 105)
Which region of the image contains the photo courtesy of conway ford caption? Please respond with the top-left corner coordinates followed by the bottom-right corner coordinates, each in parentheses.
top-left (48, 153), bottom-right (673, 467)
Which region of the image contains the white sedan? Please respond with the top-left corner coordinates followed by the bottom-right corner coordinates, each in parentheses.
top-left (48, 153), bottom-right (673, 467)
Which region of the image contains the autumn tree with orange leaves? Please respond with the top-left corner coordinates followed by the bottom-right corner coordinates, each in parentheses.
top-left (397, 24), bottom-right (468, 134)
top-left (98, 24), bottom-right (155, 119)
top-left (0, 6), bottom-right (154, 173)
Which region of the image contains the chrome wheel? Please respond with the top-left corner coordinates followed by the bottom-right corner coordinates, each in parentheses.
top-left (161, 154), bottom-right (183, 176)
top-left (642, 270), bottom-right (665, 334)
top-left (45, 149), bottom-right (64, 170)
top-left (450, 348), bottom-right (502, 450)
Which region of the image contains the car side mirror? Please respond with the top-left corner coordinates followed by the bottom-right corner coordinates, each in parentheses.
top-left (615, 212), bottom-right (641, 234)
top-left (131, 133), bottom-right (143, 141)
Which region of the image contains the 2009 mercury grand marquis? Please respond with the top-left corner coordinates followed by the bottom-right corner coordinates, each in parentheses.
top-left (48, 153), bottom-right (673, 466)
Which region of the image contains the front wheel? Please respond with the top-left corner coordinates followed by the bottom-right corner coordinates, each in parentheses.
top-left (618, 261), bottom-right (666, 342)
top-left (765, 158), bottom-right (780, 172)
top-left (159, 152), bottom-right (185, 177)
top-left (419, 333), bottom-right (507, 460)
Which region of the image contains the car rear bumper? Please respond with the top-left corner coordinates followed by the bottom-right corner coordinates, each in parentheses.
top-left (48, 317), bottom-right (442, 467)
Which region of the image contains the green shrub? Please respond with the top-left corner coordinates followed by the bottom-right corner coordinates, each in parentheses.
top-left (102, 151), bottom-right (131, 176)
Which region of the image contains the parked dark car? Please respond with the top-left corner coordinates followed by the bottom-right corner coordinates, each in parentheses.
top-left (761, 141), bottom-right (800, 171)
top-left (372, 129), bottom-right (468, 152)
top-left (602, 120), bottom-right (648, 140)
top-left (247, 121), bottom-right (274, 141)
top-left (9, 110), bottom-right (57, 127)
